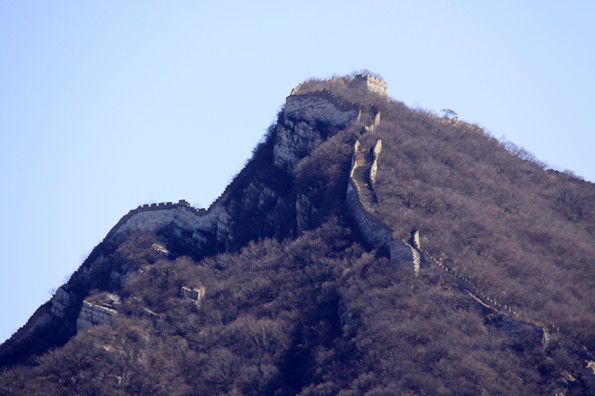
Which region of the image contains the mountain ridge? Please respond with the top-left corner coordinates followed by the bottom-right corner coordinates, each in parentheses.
top-left (1, 73), bottom-right (593, 395)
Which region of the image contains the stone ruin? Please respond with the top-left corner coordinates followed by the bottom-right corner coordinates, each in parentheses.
top-left (352, 74), bottom-right (388, 97)
top-left (290, 73), bottom-right (388, 98)
top-left (76, 293), bottom-right (121, 330)
top-left (180, 285), bottom-right (206, 305)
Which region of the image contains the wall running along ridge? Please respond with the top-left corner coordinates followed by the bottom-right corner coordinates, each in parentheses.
top-left (345, 115), bottom-right (527, 317)
top-left (274, 91), bottom-right (359, 171)
top-left (6, 75), bottom-right (591, 380)
top-left (71, 78), bottom-right (595, 387)
top-left (345, 112), bottom-right (421, 274)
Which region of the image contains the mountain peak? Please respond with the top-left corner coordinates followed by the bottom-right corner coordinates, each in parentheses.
top-left (1, 72), bottom-right (593, 395)
top-left (290, 72), bottom-right (388, 98)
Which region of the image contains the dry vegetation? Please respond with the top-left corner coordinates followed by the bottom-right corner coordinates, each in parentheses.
top-left (0, 74), bottom-right (593, 394)
top-left (296, 75), bottom-right (593, 349)
top-left (1, 225), bottom-right (588, 394)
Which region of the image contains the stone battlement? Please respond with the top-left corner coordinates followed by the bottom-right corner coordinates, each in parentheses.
top-left (290, 73), bottom-right (388, 98)
top-left (352, 74), bottom-right (388, 97)
top-left (346, 137), bottom-right (418, 270)
top-left (103, 199), bottom-right (207, 241)
top-left (344, 111), bottom-right (530, 318)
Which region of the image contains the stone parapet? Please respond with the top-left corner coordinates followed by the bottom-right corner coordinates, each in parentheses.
top-left (180, 285), bottom-right (206, 305)
top-left (353, 74), bottom-right (388, 97)
top-left (76, 294), bottom-right (120, 330)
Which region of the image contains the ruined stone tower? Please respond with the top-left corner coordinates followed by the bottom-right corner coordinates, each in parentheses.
top-left (353, 74), bottom-right (388, 97)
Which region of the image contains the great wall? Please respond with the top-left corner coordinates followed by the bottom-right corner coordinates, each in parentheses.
top-left (339, 80), bottom-right (547, 330)
top-left (346, 104), bottom-right (529, 317)
top-left (3, 74), bottom-right (592, 382)
top-left (61, 74), bottom-right (540, 329)
top-left (101, 79), bottom-right (370, 245)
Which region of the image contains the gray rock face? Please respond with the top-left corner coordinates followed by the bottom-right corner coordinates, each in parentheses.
top-left (296, 192), bottom-right (316, 233)
top-left (273, 94), bottom-right (359, 171)
top-left (50, 287), bottom-right (72, 319)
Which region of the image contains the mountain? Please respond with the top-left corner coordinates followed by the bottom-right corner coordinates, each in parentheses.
top-left (1, 73), bottom-right (593, 395)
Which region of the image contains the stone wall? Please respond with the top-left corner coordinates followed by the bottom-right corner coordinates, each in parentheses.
top-left (103, 196), bottom-right (234, 255)
top-left (291, 74), bottom-right (388, 98)
top-left (345, 136), bottom-right (419, 271)
top-left (104, 87), bottom-right (361, 249)
top-left (76, 293), bottom-right (121, 330)
top-left (180, 285), bottom-right (205, 304)
top-left (353, 74), bottom-right (388, 97)
top-left (76, 301), bottom-right (117, 330)
top-left (369, 139), bottom-right (382, 184)
top-left (105, 200), bottom-right (205, 240)
top-left (273, 92), bottom-right (359, 171)
top-left (345, 132), bottom-right (533, 305)
top-left (100, 87), bottom-right (361, 249)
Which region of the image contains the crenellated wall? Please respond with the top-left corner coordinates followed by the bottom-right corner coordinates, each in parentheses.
top-left (102, 194), bottom-right (234, 257)
top-left (352, 74), bottom-right (388, 97)
top-left (105, 200), bottom-right (204, 240)
top-left (343, 109), bottom-right (534, 318)
top-left (3, 75), bottom-right (584, 374)
top-left (291, 74), bottom-right (388, 98)
top-left (345, 138), bottom-right (419, 272)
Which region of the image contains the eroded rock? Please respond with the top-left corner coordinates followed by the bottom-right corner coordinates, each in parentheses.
top-left (273, 93), bottom-right (359, 171)
top-left (50, 287), bottom-right (72, 318)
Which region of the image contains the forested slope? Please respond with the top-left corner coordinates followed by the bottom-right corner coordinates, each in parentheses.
top-left (1, 74), bottom-right (593, 395)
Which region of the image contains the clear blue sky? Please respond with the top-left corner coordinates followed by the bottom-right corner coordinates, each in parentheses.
top-left (1, 1), bottom-right (593, 342)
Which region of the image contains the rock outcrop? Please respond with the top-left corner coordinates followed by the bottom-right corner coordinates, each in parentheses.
top-left (50, 287), bottom-right (72, 319)
top-left (273, 92), bottom-right (359, 171)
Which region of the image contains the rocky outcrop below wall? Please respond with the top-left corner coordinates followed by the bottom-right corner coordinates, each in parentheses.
top-left (273, 92), bottom-right (359, 171)
top-left (50, 286), bottom-right (72, 319)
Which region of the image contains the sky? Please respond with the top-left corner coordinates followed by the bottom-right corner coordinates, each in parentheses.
top-left (1, 1), bottom-right (594, 343)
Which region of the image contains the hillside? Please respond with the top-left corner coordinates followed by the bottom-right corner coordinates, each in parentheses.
top-left (0, 73), bottom-right (593, 395)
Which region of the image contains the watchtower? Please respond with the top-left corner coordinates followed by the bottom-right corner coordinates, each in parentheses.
top-left (353, 74), bottom-right (388, 97)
